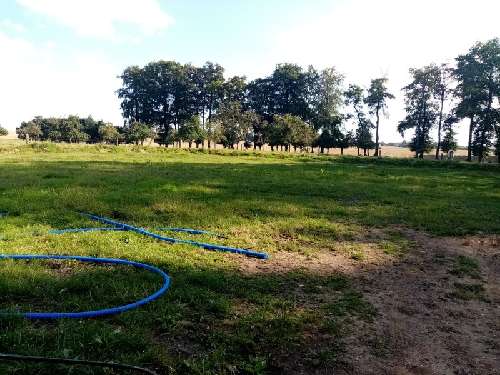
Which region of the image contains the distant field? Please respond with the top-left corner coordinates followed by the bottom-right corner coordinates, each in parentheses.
top-left (0, 133), bottom-right (18, 140)
top-left (0, 136), bottom-right (479, 161)
top-left (0, 143), bottom-right (499, 374)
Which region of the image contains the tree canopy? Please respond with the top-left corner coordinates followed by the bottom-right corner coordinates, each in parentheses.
top-left (13, 38), bottom-right (500, 162)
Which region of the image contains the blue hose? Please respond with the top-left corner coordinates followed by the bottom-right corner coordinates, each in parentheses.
top-left (157, 227), bottom-right (226, 238)
top-left (0, 254), bottom-right (171, 319)
top-left (83, 213), bottom-right (268, 259)
top-left (49, 227), bottom-right (125, 234)
top-left (52, 213), bottom-right (269, 259)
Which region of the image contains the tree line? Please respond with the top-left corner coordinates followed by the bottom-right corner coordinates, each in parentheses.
top-left (16, 38), bottom-right (500, 162)
top-left (116, 60), bottom-right (392, 156)
top-left (399, 39), bottom-right (500, 162)
top-left (16, 116), bottom-right (156, 145)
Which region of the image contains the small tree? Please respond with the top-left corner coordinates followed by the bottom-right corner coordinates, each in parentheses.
top-left (213, 101), bottom-right (254, 149)
top-left (440, 116), bottom-right (458, 156)
top-left (157, 125), bottom-right (176, 147)
top-left (336, 129), bottom-right (354, 155)
top-left (99, 123), bottom-right (122, 145)
top-left (17, 121), bottom-right (42, 143)
top-left (125, 121), bottom-right (155, 145)
top-left (0, 125), bottom-right (8, 136)
top-left (288, 115), bottom-right (315, 151)
top-left (271, 114), bottom-right (313, 151)
top-left (178, 116), bottom-right (206, 148)
top-left (61, 116), bottom-right (88, 143)
top-left (253, 118), bottom-right (268, 150)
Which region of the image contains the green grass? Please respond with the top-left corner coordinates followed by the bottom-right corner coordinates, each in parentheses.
top-left (450, 283), bottom-right (487, 301)
top-left (0, 143), bottom-right (499, 374)
top-left (450, 255), bottom-right (481, 279)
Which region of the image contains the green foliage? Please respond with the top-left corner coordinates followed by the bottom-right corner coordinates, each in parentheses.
top-left (98, 123), bottom-right (122, 145)
top-left (16, 120), bottom-right (42, 142)
top-left (398, 65), bottom-right (441, 158)
top-left (441, 118), bottom-right (458, 154)
top-left (0, 125), bottom-right (8, 136)
top-left (345, 84), bottom-right (374, 154)
top-left (366, 78), bottom-right (394, 156)
top-left (450, 256), bottom-right (481, 279)
top-left (177, 116), bottom-right (206, 147)
top-left (454, 38), bottom-right (500, 162)
top-left (15, 116), bottom-right (115, 144)
top-left (213, 101), bottom-right (256, 148)
top-left (450, 283), bottom-right (487, 301)
top-left (125, 121), bottom-right (155, 145)
top-left (268, 114), bottom-right (315, 150)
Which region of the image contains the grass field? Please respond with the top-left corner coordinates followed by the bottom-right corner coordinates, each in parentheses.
top-left (0, 143), bottom-right (499, 374)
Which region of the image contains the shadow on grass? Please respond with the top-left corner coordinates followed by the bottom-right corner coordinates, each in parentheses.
top-left (0, 256), bottom-right (373, 375)
top-left (0, 159), bottom-right (499, 235)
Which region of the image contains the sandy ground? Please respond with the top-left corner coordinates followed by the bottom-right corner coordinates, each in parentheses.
top-left (239, 229), bottom-right (500, 375)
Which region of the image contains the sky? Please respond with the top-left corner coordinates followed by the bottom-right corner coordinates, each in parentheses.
top-left (0, 0), bottom-right (499, 145)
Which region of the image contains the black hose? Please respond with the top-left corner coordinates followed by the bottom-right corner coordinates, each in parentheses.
top-left (0, 353), bottom-right (159, 374)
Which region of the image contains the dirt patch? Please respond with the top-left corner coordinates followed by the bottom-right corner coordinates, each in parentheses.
top-left (339, 231), bottom-right (500, 375)
top-left (239, 229), bottom-right (500, 375)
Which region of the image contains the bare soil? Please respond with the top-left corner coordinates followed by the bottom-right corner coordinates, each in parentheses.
top-left (239, 229), bottom-right (500, 375)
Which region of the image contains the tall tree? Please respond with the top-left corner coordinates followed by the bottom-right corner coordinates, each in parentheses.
top-left (365, 78), bottom-right (394, 157)
top-left (470, 40), bottom-right (500, 162)
top-left (432, 64), bottom-right (453, 159)
top-left (398, 66), bottom-right (440, 158)
top-left (345, 84), bottom-right (374, 156)
top-left (454, 39), bottom-right (500, 162)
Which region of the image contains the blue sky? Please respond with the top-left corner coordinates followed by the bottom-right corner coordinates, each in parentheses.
top-left (1, 0), bottom-right (499, 144)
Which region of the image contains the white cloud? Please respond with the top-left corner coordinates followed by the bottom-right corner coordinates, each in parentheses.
top-left (0, 32), bottom-right (122, 133)
top-left (16, 0), bottom-right (172, 39)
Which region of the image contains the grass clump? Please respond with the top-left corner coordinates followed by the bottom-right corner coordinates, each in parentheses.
top-left (450, 255), bottom-right (481, 279)
top-left (450, 283), bottom-right (487, 301)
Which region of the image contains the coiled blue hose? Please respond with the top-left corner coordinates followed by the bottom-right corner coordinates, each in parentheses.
top-left (0, 254), bottom-right (171, 319)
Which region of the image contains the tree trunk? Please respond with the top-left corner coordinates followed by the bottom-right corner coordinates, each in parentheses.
top-left (435, 89), bottom-right (445, 159)
top-left (467, 117), bottom-right (474, 162)
top-left (375, 106), bottom-right (380, 157)
top-left (340, 147), bottom-right (344, 155)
